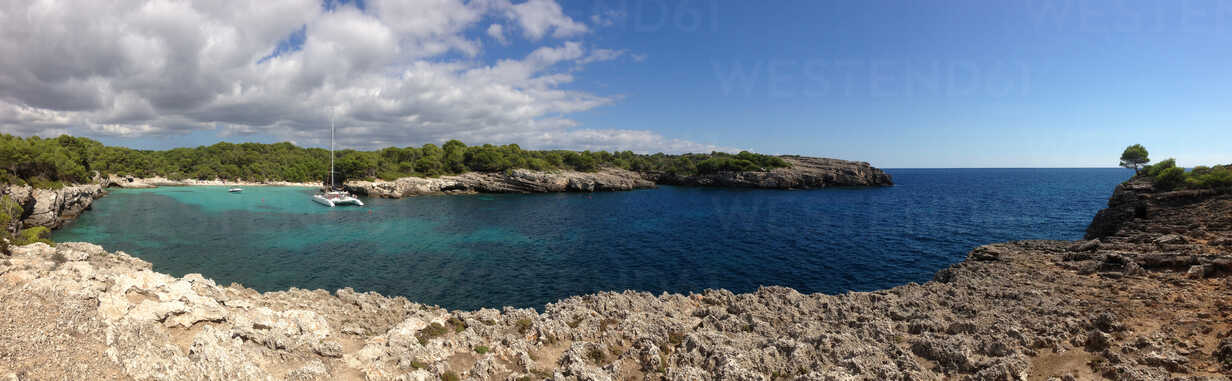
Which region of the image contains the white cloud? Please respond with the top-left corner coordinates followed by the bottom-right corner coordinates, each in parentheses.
top-left (486, 24), bottom-right (508, 45)
top-left (578, 48), bottom-right (627, 65)
top-left (503, 0), bottom-right (588, 40)
top-left (0, 0), bottom-right (716, 154)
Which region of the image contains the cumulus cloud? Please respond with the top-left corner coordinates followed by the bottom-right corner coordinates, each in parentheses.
top-left (0, 0), bottom-right (714, 154)
top-left (486, 24), bottom-right (508, 45)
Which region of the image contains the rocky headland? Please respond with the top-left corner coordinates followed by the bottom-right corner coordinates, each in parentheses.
top-left (343, 168), bottom-right (657, 198)
top-left (2, 176), bottom-right (1230, 380)
top-left (345, 156), bottom-right (892, 198)
top-left (645, 156), bottom-right (893, 189)
top-left (1, 183), bottom-right (106, 231)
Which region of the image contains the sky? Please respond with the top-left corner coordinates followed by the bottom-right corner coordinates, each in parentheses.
top-left (1, 0), bottom-right (1229, 168)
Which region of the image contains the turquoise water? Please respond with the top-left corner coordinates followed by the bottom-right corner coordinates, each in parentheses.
top-left (54, 169), bottom-right (1131, 310)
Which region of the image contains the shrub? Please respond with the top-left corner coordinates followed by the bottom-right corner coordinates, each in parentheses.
top-left (416, 323), bottom-right (449, 345)
top-left (447, 317), bottom-right (467, 333)
top-left (515, 318), bottom-right (533, 334)
top-left (474, 345), bottom-right (490, 354)
top-left (27, 177), bottom-right (65, 190)
top-left (14, 226), bottom-right (53, 246)
top-left (1187, 166), bottom-right (1232, 189)
top-left (1154, 166), bottom-right (1187, 191)
top-left (440, 371), bottom-right (460, 381)
top-left (1142, 158), bottom-right (1176, 177)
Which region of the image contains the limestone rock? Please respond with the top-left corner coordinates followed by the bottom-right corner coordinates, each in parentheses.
top-left (7, 184), bottom-right (105, 230)
top-left (1068, 239), bottom-right (1100, 252)
top-left (650, 156), bottom-right (893, 189)
top-left (1154, 234), bottom-right (1186, 244)
top-left (345, 156), bottom-right (892, 198)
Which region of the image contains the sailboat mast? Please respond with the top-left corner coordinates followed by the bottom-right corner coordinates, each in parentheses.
top-left (329, 116), bottom-right (335, 189)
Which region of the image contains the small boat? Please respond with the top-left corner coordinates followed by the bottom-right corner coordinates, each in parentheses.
top-left (228, 187), bottom-right (243, 193)
top-left (313, 189), bottom-right (364, 207)
top-left (313, 114), bottom-right (364, 207)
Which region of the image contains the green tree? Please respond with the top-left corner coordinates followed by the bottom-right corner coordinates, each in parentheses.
top-left (1119, 144), bottom-right (1150, 175)
top-left (442, 140), bottom-right (468, 173)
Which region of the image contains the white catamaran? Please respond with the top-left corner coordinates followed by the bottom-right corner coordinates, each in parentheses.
top-left (313, 116), bottom-right (364, 207)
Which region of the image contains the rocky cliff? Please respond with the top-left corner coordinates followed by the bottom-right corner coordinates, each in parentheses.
top-left (1, 183), bottom-right (106, 231)
top-left (2, 183), bottom-right (1230, 380)
top-left (347, 156), bottom-right (892, 198)
top-left (344, 168), bottom-right (656, 198)
top-left (648, 156), bottom-right (893, 189)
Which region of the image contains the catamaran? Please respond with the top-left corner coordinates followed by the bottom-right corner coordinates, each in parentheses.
top-left (313, 116), bottom-right (364, 207)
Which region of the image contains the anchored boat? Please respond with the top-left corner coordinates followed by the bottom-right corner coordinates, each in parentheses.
top-left (313, 115), bottom-right (364, 207)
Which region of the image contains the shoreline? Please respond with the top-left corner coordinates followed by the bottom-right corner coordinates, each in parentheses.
top-left (2, 177), bottom-right (1229, 379)
top-left (106, 175), bottom-right (322, 189)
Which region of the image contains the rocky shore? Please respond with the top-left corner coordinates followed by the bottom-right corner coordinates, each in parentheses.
top-left (1, 183), bottom-right (106, 230)
top-left (2, 177), bottom-right (1230, 380)
top-left (343, 168), bottom-right (656, 198)
top-left (102, 175), bottom-right (321, 189)
top-left (346, 156), bottom-right (892, 198)
top-left (646, 156), bottom-right (893, 189)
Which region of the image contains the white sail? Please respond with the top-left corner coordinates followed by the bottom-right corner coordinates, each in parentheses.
top-left (313, 112), bottom-right (363, 207)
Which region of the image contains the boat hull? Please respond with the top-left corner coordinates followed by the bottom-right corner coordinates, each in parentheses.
top-left (312, 194), bottom-right (363, 207)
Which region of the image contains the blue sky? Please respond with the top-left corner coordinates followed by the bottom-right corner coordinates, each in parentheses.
top-left (562, 0), bottom-right (1232, 167)
top-left (3, 0), bottom-right (1230, 168)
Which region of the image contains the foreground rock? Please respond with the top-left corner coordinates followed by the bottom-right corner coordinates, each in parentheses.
top-left (3, 182), bottom-right (1231, 380)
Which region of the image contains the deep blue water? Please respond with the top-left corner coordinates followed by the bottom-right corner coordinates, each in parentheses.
top-left (53, 168), bottom-right (1130, 310)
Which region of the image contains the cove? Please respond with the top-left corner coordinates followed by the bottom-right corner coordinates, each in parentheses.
top-left (53, 168), bottom-right (1131, 310)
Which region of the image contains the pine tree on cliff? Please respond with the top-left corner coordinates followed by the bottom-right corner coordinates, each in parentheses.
top-left (1119, 144), bottom-right (1150, 175)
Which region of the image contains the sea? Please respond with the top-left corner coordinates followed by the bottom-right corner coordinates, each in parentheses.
top-left (53, 168), bottom-right (1130, 310)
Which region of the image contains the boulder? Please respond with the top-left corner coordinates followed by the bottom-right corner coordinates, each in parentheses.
top-left (1068, 239), bottom-right (1101, 252)
top-left (1186, 265), bottom-right (1207, 279)
top-left (1154, 234), bottom-right (1186, 245)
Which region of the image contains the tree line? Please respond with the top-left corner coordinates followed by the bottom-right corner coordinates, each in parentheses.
top-left (1119, 144), bottom-right (1232, 191)
top-left (0, 134), bottom-right (790, 188)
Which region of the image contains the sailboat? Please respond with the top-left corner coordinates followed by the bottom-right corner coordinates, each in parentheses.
top-left (313, 116), bottom-right (364, 207)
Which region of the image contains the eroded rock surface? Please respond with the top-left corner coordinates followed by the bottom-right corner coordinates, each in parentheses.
top-left (2, 182), bottom-right (1229, 380)
top-left (648, 156), bottom-right (893, 189)
top-left (345, 168), bottom-right (656, 198)
top-left (346, 156), bottom-right (893, 198)
top-left (2, 183), bottom-right (106, 230)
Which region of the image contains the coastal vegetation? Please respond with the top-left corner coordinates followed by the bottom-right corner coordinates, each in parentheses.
top-left (1, 195), bottom-right (53, 253)
top-left (1120, 145), bottom-right (1232, 191)
top-left (0, 134), bottom-right (789, 188)
top-left (1119, 144), bottom-right (1150, 174)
